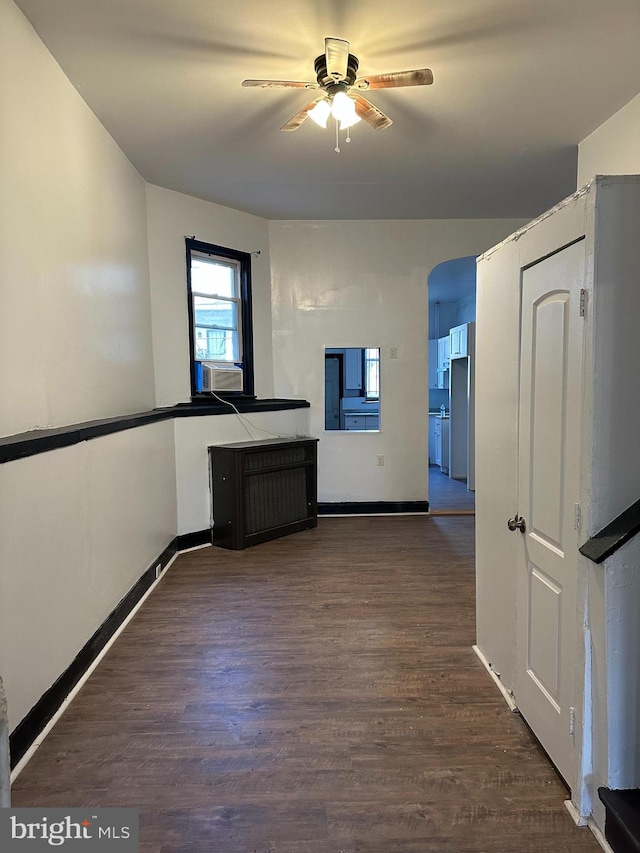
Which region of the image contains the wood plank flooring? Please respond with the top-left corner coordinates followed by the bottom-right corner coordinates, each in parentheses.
top-left (428, 466), bottom-right (476, 513)
top-left (11, 517), bottom-right (599, 852)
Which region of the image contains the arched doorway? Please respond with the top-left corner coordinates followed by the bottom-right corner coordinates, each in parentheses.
top-left (427, 256), bottom-right (476, 514)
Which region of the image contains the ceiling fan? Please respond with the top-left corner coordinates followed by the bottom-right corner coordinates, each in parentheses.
top-left (242, 37), bottom-right (433, 148)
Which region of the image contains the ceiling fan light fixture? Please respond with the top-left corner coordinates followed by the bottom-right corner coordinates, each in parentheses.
top-left (338, 109), bottom-right (361, 130)
top-left (307, 99), bottom-right (331, 128)
top-left (330, 91), bottom-right (359, 128)
top-left (246, 37), bottom-right (430, 141)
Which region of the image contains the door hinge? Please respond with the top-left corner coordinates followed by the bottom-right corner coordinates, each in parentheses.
top-left (569, 706), bottom-right (575, 735)
top-left (579, 289), bottom-right (587, 317)
top-left (574, 503), bottom-right (581, 531)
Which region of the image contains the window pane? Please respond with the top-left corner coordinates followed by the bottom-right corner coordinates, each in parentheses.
top-left (194, 296), bottom-right (237, 330)
top-left (365, 348), bottom-right (379, 398)
top-left (191, 256), bottom-right (237, 297)
top-left (194, 328), bottom-right (238, 362)
top-left (194, 296), bottom-right (238, 362)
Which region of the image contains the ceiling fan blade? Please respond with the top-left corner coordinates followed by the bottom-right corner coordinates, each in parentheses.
top-left (354, 95), bottom-right (393, 130)
top-left (280, 98), bottom-right (326, 131)
top-left (325, 37), bottom-right (349, 81)
top-left (242, 79), bottom-right (318, 89)
top-left (354, 68), bottom-right (434, 90)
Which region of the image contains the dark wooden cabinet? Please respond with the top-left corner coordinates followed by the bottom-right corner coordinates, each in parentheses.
top-left (209, 437), bottom-right (318, 550)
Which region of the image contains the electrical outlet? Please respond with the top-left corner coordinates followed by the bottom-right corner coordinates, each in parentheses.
top-left (155, 563), bottom-right (162, 579)
top-left (377, 455), bottom-right (385, 466)
top-left (389, 346), bottom-right (398, 359)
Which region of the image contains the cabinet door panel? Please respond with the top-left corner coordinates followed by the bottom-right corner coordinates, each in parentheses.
top-left (344, 349), bottom-right (363, 390)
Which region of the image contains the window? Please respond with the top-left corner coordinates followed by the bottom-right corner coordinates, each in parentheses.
top-left (186, 238), bottom-right (254, 397)
top-left (364, 347), bottom-right (380, 399)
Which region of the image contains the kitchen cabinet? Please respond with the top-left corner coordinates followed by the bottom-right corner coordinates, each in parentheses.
top-left (437, 336), bottom-right (450, 389)
top-left (344, 348), bottom-right (363, 390)
top-left (344, 414), bottom-right (379, 431)
top-left (450, 322), bottom-right (475, 359)
top-left (434, 417), bottom-right (449, 473)
top-left (449, 323), bottom-right (468, 358)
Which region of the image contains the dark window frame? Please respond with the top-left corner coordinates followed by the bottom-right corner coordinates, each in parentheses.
top-left (185, 237), bottom-right (255, 399)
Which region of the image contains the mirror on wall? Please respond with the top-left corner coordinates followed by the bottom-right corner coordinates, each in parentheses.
top-left (324, 347), bottom-right (380, 431)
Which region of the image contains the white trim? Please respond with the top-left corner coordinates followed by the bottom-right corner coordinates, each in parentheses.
top-left (472, 644), bottom-right (518, 712)
top-left (10, 552), bottom-right (179, 782)
top-left (564, 798), bottom-right (589, 826)
top-left (588, 818), bottom-right (615, 853)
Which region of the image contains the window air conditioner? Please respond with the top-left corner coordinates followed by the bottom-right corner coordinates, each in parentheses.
top-left (202, 363), bottom-right (244, 393)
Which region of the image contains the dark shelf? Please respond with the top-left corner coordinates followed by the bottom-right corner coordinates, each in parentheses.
top-left (580, 498), bottom-right (640, 564)
top-left (0, 399), bottom-right (310, 464)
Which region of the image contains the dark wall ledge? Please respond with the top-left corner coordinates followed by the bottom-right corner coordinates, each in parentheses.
top-left (0, 399), bottom-right (310, 465)
top-left (172, 398), bottom-right (310, 417)
top-left (580, 497), bottom-right (640, 564)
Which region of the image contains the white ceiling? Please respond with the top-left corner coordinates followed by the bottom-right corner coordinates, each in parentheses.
top-left (13, 0), bottom-right (640, 220)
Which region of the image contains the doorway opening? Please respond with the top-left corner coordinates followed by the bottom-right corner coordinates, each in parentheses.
top-left (427, 256), bottom-right (476, 514)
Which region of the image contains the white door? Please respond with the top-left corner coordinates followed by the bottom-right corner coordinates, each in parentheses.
top-left (514, 239), bottom-right (585, 785)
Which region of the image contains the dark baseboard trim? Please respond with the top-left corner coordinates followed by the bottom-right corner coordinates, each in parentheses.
top-left (175, 529), bottom-right (212, 550)
top-left (318, 501), bottom-right (429, 515)
top-left (9, 538), bottom-right (179, 769)
top-left (0, 399), bottom-right (310, 465)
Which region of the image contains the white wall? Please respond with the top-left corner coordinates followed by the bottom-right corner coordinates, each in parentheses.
top-left (0, 0), bottom-right (155, 438)
top-left (269, 219), bottom-right (525, 503)
top-left (428, 303), bottom-right (459, 341)
top-left (578, 91), bottom-right (640, 187)
top-left (0, 421), bottom-right (177, 730)
top-left (0, 0), bottom-right (178, 736)
top-left (457, 294), bottom-right (477, 326)
top-left (146, 185), bottom-right (275, 407)
top-left (175, 409), bottom-right (310, 535)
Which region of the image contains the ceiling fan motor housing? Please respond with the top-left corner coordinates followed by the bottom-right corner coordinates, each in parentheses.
top-left (314, 53), bottom-right (359, 90)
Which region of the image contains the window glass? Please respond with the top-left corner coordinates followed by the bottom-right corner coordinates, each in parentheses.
top-left (195, 327), bottom-right (238, 362)
top-left (365, 348), bottom-right (380, 399)
top-left (191, 256), bottom-right (237, 298)
top-left (193, 296), bottom-right (237, 331)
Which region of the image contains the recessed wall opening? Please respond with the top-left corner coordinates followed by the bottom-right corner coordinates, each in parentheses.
top-left (324, 348), bottom-right (380, 432)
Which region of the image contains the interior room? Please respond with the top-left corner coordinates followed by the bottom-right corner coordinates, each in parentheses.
top-left (2, 0), bottom-right (640, 850)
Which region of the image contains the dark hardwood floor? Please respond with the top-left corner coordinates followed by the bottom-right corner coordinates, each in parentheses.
top-left (11, 517), bottom-right (598, 852)
top-left (429, 465), bottom-right (476, 513)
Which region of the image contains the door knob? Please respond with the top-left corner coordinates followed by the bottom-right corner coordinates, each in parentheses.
top-left (507, 514), bottom-right (526, 533)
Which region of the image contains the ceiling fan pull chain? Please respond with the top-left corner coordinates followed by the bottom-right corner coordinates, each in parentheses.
top-left (335, 120), bottom-right (340, 153)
